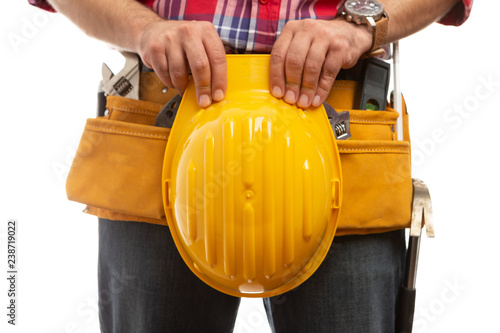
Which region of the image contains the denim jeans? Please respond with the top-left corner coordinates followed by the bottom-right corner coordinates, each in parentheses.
top-left (98, 218), bottom-right (406, 333)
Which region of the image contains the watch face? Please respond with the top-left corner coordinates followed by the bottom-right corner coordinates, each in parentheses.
top-left (345, 0), bottom-right (384, 17)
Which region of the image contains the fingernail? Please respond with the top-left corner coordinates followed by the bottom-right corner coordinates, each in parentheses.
top-left (312, 95), bottom-right (322, 107)
top-left (298, 94), bottom-right (309, 108)
top-left (272, 86), bottom-right (282, 98)
top-left (284, 90), bottom-right (296, 104)
top-left (213, 89), bottom-right (224, 102)
top-left (199, 94), bottom-right (211, 108)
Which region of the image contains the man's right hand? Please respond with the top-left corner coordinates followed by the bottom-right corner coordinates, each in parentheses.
top-left (137, 20), bottom-right (227, 108)
top-left (46, 0), bottom-right (227, 108)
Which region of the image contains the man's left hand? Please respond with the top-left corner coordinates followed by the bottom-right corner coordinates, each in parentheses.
top-left (269, 18), bottom-right (373, 109)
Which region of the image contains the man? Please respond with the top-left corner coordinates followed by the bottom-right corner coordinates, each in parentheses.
top-left (29, 0), bottom-right (472, 332)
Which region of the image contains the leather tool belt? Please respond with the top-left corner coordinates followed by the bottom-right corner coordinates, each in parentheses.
top-left (66, 62), bottom-right (412, 236)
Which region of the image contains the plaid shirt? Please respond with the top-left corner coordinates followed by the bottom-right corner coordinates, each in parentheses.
top-left (29, 0), bottom-right (473, 53)
top-left (152, 0), bottom-right (343, 53)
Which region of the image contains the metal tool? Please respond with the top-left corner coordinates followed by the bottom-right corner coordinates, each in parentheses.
top-left (101, 51), bottom-right (141, 100)
top-left (396, 178), bottom-right (434, 333)
top-left (323, 102), bottom-right (352, 140)
top-left (393, 42), bottom-right (404, 141)
top-left (154, 95), bottom-right (182, 128)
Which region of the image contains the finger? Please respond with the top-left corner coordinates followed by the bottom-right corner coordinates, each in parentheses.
top-left (269, 29), bottom-right (294, 99)
top-left (311, 51), bottom-right (340, 108)
top-left (283, 34), bottom-right (312, 105)
top-left (166, 48), bottom-right (189, 93)
top-left (150, 51), bottom-right (174, 89)
top-left (184, 41), bottom-right (213, 108)
top-left (203, 34), bottom-right (227, 102)
top-left (297, 40), bottom-right (328, 109)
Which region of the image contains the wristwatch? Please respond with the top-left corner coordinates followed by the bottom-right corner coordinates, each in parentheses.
top-left (343, 0), bottom-right (389, 56)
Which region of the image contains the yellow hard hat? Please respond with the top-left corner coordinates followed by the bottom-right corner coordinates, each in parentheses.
top-left (161, 55), bottom-right (342, 298)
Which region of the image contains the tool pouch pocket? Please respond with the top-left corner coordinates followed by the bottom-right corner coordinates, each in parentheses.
top-left (66, 96), bottom-right (170, 224)
top-left (66, 82), bottom-right (412, 234)
top-left (333, 106), bottom-right (412, 235)
top-left (336, 139), bottom-right (411, 235)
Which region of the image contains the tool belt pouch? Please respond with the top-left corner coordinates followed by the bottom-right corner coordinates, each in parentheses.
top-left (66, 81), bottom-right (412, 235)
top-left (66, 96), bottom-right (170, 224)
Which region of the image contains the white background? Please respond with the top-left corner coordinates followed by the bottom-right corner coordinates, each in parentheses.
top-left (1, 1), bottom-right (497, 332)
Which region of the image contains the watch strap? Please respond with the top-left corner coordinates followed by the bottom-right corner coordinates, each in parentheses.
top-left (366, 13), bottom-right (389, 57)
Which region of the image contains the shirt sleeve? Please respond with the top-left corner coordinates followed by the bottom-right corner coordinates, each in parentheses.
top-left (438, 0), bottom-right (473, 26)
top-left (27, 0), bottom-right (55, 12)
top-left (28, 0), bottom-right (155, 12)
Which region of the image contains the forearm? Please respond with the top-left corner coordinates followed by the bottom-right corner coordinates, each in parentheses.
top-left (46, 0), bottom-right (161, 52)
top-left (380, 0), bottom-right (461, 43)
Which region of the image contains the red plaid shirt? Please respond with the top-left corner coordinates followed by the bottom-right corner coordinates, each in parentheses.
top-left (28, 0), bottom-right (472, 53)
